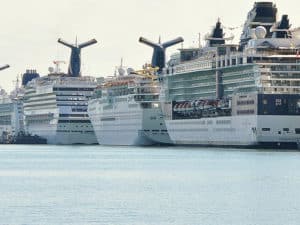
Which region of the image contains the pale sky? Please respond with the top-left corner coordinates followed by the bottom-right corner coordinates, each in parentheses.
top-left (1, 0), bottom-right (299, 91)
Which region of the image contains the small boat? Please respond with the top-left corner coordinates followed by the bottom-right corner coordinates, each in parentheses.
top-left (12, 131), bottom-right (47, 144)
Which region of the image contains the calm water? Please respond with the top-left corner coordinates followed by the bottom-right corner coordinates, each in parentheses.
top-left (0, 145), bottom-right (300, 225)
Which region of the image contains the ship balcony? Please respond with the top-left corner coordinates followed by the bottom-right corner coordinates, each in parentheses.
top-left (170, 90), bottom-right (216, 96)
top-left (262, 86), bottom-right (300, 94)
top-left (259, 68), bottom-right (271, 73)
top-left (170, 77), bottom-right (215, 85)
top-left (268, 78), bottom-right (300, 83)
top-left (170, 82), bottom-right (216, 90)
top-left (260, 75), bottom-right (271, 80)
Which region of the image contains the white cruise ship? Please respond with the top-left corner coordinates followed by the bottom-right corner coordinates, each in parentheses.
top-left (88, 65), bottom-right (172, 145)
top-left (23, 72), bottom-right (98, 144)
top-left (22, 38), bottom-right (99, 145)
top-left (0, 87), bottom-right (24, 143)
top-left (0, 65), bottom-right (24, 143)
top-left (156, 2), bottom-right (300, 148)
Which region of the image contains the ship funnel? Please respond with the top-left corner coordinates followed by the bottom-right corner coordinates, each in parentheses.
top-left (206, 19), bottom-right (225, 47)
top-left (271, 15), bottom-right (291, 38)
top-left (58, 38), bottom-right (97, 77)
top-left (139, 36), bottom-right (184, 72)
top-left (239, 2), bottom-right (277, 50)
top-left (0, 64), bottom-right (9, 71)
top-left (22, 69), bottom-right (40, 86)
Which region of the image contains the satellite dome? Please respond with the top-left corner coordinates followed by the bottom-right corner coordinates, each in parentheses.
top-left (127, 68), bottom-right (134, 75)
top-left (48, 67), bottom-right (54, 73)
top-left (255, 26), bottom-right (267, 39)
top-left (118, 67), bottom-right (125, 76)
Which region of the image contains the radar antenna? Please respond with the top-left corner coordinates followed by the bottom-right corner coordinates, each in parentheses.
top-left (53, 60), bottom-right (66, 73)
top-left (115, 58), bottom-right (126, 76)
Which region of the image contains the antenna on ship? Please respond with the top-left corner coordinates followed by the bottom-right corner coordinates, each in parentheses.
top-left (139, 36), bottom-right (184, 72)
top-left (53, 60), bottom-right (66, 73)
top-left (115, 58), bottom-right (126, 76)
top-left (14, 75), bottom-right (20, 89)
top-left (57, 37), bottom-right (97, 77)
top-left (0, 64), bottom-right (9, 71)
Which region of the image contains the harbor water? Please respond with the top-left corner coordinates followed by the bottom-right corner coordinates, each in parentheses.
top-left (0, 145), bottom-right (300, 225)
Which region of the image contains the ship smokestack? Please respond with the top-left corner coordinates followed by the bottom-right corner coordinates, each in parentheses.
top-left (139, 36), bottom-right (184, 72)
top-left (58, 38), bottom-right (97, 77)
top-left (0, 64), bottom-right (9, 71)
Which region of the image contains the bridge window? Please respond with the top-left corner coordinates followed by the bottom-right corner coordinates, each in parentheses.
top-left (262, 128), bottom-right (270, 131)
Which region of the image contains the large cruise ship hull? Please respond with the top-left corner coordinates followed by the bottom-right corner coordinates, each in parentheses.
top-left (26, 121), bottom-right (97, 145)
top-left (165, 115), bottom-right (300, 148)
top-left (89, 100), bottom-right (172, 146)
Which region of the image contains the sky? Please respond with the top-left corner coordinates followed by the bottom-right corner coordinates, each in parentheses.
top-left (1, 0), bottom-right (300, 91)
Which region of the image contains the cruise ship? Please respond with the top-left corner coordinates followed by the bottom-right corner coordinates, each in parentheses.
top-left (0, 65), bottom-right (25, 143)
top-left (23, 38), bottom-right (98, 144)
top-left (154, 2), bottom-right (300, 148)
top-left (88, 62), bottom-right (172, 146)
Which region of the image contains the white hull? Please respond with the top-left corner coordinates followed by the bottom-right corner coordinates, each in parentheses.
top-left (166, 115), bottom-right (300, 148)
top-left (88, 100), bottom-right (172, 146)
top-left (26, 121), bottom-right (97, 145)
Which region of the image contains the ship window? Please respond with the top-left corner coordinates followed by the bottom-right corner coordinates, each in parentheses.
top-left (283, 128), bottom-right (289, 132)
top-left (247, 57), bottom-right (253, 63)
top-left (275, 99), bottom-right (282, 106)
top-left (232, 59), bottom-right (236, 66)
top-left (295, 128), bottom-right (300, 134)
top-left (237, 109), bottom-right (255, 115)
top-left (262, 128), bottom-right (270, 131)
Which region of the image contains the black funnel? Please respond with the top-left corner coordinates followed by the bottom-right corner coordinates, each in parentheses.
top-left (58, 38), bottom-right (97, 77)
top-left (139, 37), bottom-right (184, 72)
top-left (22, 69), bottom-right (40, 86)
top-left (208, 20), bottom-right (225, 46)
top-left (272, 15), bottom-right (291, 38)
top-left (0, 64), bottom-right (9, 71)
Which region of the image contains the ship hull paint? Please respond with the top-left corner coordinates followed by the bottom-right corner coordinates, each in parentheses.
top-left (93, 129), bottom-right (155, 146)
top-left (25, 120), bottom-right (97, 145)
top-left (165, 115), bottom-right (300, 148)
top-left (88, 100), bottom-right (172, 146)
top-left (46, 132), bottom-right (97, 145)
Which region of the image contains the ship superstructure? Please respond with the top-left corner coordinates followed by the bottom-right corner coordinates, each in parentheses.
top-left (0, 91), bottom-right (24, 143)
top-left (88, 63), bottom-right (172, 145)
top-left (157, 2), bottom-right (300, 148)
top-left (0, 68), bottom-right (25, 143)
top-left (23, 38), bottom-right (98, 144)
top-left (23, 72), bottom-right (97, 144)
